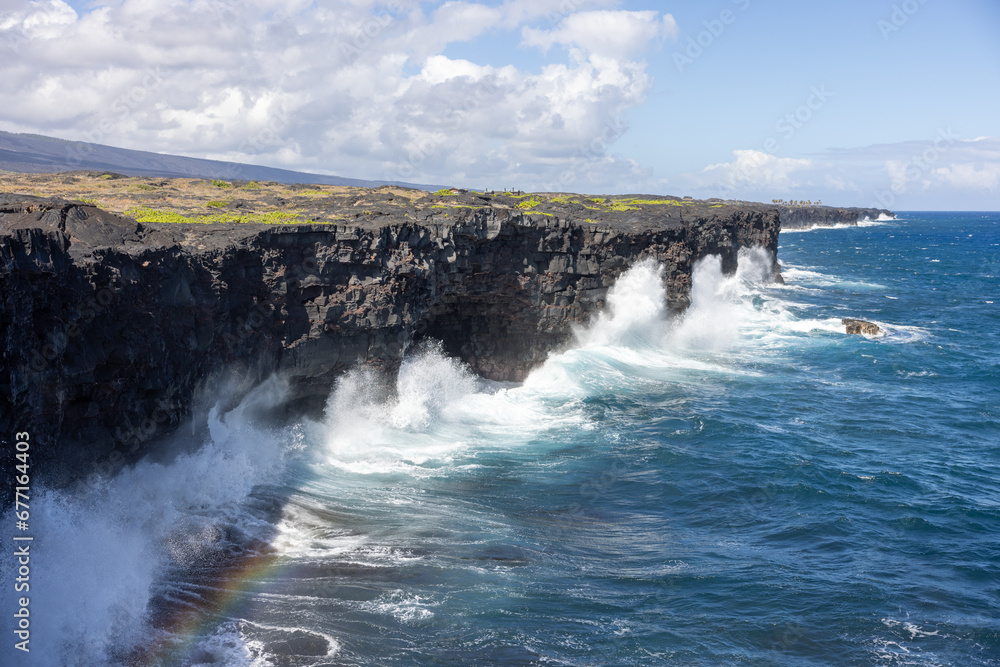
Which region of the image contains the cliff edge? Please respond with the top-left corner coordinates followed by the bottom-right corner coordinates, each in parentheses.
top-left (778, 205), bottom-right (894, 229)
top-left (1, 178), bottom-right (780, 485)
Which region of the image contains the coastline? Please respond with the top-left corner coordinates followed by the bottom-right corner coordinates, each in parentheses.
top-left (1, 174), bottom-right (783, 488)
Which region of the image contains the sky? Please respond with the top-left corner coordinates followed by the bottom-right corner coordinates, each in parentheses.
top-left (1, 0), bottom-right (998, 209)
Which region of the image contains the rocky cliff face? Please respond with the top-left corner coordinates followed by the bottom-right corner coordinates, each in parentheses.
top-left (778, 206), bottom-right (894, 229)
top-left (1, 193), bottom-right (779, 484)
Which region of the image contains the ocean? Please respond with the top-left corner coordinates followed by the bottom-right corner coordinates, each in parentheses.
top-left (4, 211), bottom-right (999, 666)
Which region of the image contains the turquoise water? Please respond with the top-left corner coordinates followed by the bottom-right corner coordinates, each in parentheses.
top-left (6, 212), bottom-right (999, 665)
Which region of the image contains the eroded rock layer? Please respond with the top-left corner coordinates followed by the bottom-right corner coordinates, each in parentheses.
top-left (1, 193), bottom-right (779, 481)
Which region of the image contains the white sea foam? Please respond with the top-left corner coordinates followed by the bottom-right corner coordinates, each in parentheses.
top-left (877, 322), bottom-right (930, 343)
top-left (184, 623), bottom-right (273, 667)
top-left (14, 245), bottom-right (926, 665)
top-left (311, 248), bottom-right (793, 490)
top-left (782, 223), bottom-right (858, 233)
top-left (779, 267), bottom-right (824, 280)
top-left (188, 620), bottom-right (340, 666)
top-left (576, 257), bottom-right (669, 350)
top-left (783, 213), bottom-right (896, 233)
top-left (8, 219), bottom-right (975, 667)
top-left (0, 378), bottom-right (295, 666)
top-left (313, 257), bottom-right (778, 479)
top-left (871, 619), bottom-right (951, 667)
top-left (882, 619), bottom-right (943, 640)
top-left (357, 590), bottom-right (438, 624)
top-left (315, 341), bottom-right (572, 476)
top-left (780, 265), bottom-right (887, 291)
top-left (859, 214), bottom-right (898, 227)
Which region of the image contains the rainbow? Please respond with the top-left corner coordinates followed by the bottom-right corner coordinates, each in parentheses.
top-left (124, 547), bottom-right (283, 666)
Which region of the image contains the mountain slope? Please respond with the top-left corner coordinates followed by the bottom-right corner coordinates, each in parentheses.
top-left (0, 130), bottom-right (439, 189)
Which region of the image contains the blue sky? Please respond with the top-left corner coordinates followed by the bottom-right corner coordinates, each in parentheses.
top-left (1, 0), bottom-right (998, 209)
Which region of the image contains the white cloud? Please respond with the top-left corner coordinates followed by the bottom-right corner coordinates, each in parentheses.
top-left (677, 136), bottom-right (1000, 208)
top-left (866, 135), bottom-right (1000, 200)
top-left (521, 10), bottom-right (678, 59)
top-left (702, 149), bottom-right (812, 191)
top-left (885, 159), bottom-right (912, 193)
top-left (0, 0), bottom-right (666, 190)
top-left (932, 162), bottom-right (1000, 190)
top-left (431, 1), bottom-right (500, 41)
top-left (0, 0), bottom-right (75, 35)
top-left (419, 55), bottom-right (493, 85)
top-left (497, 0), bottom-right (619, 29)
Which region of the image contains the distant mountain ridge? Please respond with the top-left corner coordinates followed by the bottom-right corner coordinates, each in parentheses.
top-left (0, 130), bottom-right (440, 190)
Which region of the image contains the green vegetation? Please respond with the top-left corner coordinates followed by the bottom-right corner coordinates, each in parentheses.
top-left (545, 196), bottom-right (693, 213)
top-left (126, 207), bottom-right (192, 224)
top-left (435, 188), bottom-right (457, 196)
top-left (211, 180), bottom-right (232, 189)
top-left (206, 201), bottom-right (228, 208)
top-left (516, 198), bottom-right (542, 210)
top-left (296, 189), bottom-right (328, 197)
top-left (77, 197), bottom-right (100, 207)
top-left (608, 202), bottom-right (639, 212)
top-left (620, 198), bottom-right (682, 207)
top-left (127, 206), bottom-right (308, 225)
top-left (212, 211), bottom-right (309, 224)
top-left (244, 181), bottom-right (262, 189)
top-left (99, 174), bottom-right (114, 181)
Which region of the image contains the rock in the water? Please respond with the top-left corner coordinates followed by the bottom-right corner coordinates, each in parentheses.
top-left (842, 318), bottom-right (880, 335)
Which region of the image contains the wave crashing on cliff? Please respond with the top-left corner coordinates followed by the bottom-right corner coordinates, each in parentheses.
top-left (313, 248), bottom-right (785, 479)
top-left (7, 249), bottom-right (779, 664)
top-left (7, 213), bottom-right (998, 667)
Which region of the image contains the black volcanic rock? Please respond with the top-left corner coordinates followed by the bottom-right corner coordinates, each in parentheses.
top-left (1, 194), bottom-right (780, 486)
top-left (843, 318), bottom-right (880, 335)
top-left (779, 206), bottom-right (894, 229)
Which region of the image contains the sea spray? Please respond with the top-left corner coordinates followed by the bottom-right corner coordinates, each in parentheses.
top-left (1, 377), bottom-right (295, 665)
top-left (315, 248), bottom-right (781, 478)
top-left (5, 244), bottom-right (919, 666)
top-left (578, 258), bottom-right (669, 350)
top-left (318, 342), bottom-right (491, 474)
top-left (10, 213), bottom-right (988, 666)
top-left (314, 257), bottom-right (710, 477)
top-left (672, 247), bottom-right (779, 352)
top-left (2, 249), bottom-right (784, 665)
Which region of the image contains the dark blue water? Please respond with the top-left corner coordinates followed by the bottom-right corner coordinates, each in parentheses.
top-left (6, 212), bottom-right (999, 666)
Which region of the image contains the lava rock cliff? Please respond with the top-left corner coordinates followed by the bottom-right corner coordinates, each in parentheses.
top-left (1, 191), bottom-right (780, 483)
